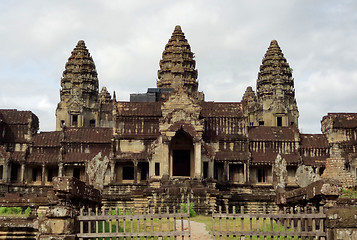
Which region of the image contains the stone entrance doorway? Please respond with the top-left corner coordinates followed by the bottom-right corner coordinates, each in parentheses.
top-left (173, 150), bottom-right (190, 176)
top-left (170, 129), bottom-right (193, 177)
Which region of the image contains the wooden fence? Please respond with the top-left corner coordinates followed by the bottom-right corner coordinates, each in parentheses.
top-left (212, 205), bottom-right (326, 240)
top-left (77, 205), bottom-right (191, 239)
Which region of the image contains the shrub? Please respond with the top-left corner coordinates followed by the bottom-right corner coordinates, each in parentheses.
top-left (0, 207), bottom-right (6, 214)
top-left (0, 207), bottom-right (22, 215)
top-left (180, 203), bottom-right (197, 217)
top-left (24, 207), bottom-right (31, 215)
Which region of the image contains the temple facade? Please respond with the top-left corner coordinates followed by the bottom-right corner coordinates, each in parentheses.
top-left (0, 26), bottom-right (356, 210)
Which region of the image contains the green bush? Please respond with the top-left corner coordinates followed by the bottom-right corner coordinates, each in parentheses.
top-left (0, 207), bottom-right (6, 214)
top-left (24, 207), bottom-right (31, 215)
top-left (0, 207), bottom-right (22, 215)
top-left (179, 203), bottom-right (197, 217)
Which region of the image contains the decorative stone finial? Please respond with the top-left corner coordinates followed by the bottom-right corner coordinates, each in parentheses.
top-left (242, 86), bottom-right (257, 109)
top-left (99, 87), bottom-right (111, 103)
top-left (76, 40), bottom-right (86, 47)
top-left (174, 25), bottom-right (182, 32)
top-left (242, 86), bottom-right (255, 100)
top-left (270, 40), bottom-right (278, 47)
top-left (246, 86), bottom-right (254, 92)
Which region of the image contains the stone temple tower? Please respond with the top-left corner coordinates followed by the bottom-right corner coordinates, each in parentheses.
top-left (56, 40), bottom-right (112, 130)
top-left (157, 26), bottom-right (199, 96)
top-left (255, 40), bottom-right (299, 127)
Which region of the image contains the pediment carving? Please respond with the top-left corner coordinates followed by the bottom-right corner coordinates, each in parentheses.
top-left (160, 88), bottom-right (203, 139)
top-left (68, 96), bottom-right (83, 112)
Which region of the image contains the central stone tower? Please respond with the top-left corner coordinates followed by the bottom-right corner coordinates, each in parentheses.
top-left (157, 26), bottom-right (198, 96)
top-left (256, 40), bottom-right (299, 127)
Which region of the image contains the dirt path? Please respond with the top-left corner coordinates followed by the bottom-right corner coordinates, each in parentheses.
top-left (176, 220), bottom-right (213, 240)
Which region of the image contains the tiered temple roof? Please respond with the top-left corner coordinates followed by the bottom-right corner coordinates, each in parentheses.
top-left (0, 109), bottom-right (38, 143)
top-left (60, 40), bottom-right (99, 102)
top-left (257, 40), bottom-right (295, 100)
top-left (157, 26), bottom-right (198, 93)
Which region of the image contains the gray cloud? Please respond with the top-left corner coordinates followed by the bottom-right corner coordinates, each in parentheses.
top-left (1, 0), bottom-right (357, 133)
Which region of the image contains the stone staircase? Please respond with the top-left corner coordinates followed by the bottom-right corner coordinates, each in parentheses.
top-left (0, 218), bottom-right (37, 240)
top-left (102, 178), bottom-right (218, 214)
top-left (148, 178), bottom-right (217, 214)
top-left (0, 231), bottom-right (36, 240)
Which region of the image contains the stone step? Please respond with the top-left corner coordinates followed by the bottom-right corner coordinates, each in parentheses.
top-left (0, 231), bottom-right (36, 240)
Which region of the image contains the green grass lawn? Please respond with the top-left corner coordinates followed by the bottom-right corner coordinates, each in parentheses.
top-left (191, 215), bottom-right (315, 240)
top-left (341, 188), bottom-right (357, 198)
top-left (85, 215), bottom-right (190, 240)
top-left (91, 215), bottom-right (311, 240)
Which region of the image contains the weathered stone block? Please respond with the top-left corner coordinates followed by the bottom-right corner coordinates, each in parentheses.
top-left (325, 206), bottom-right (357, 229)
top-left (120, 140), bottom-right (145, 153)
top-left (52, 177), bottom-right (101, 204)
top-left (334, 229), bottom-right (357, 240)
top-left (276, 179), bottom-right (341, 206)
top-left (38, 217), bottom-right (75, 234)
top-left (46, 206), bottom-right (74, 218)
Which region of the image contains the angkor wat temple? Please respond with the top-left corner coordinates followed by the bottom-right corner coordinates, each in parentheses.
top-left (0, 26), bottom-right (356, 211)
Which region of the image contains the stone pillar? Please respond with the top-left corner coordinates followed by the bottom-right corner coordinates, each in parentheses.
top-left (85, 165), bottom-right (89, 185)
top-left (7, 164), bottom-right (11, 182)
top-left (194, 141), bottom-right (202, 179)
top-left (208, 159), bottom-right (214, 178)
top-left (79, 115), bottom-right (83, 128)
top-left (118, 166), bottom-right (123, 183)
top-left (149, 160), bottom-right (154, 178)
top-left (58, 162), bottom-right (63, 177)
top-left (223, 161), bottom-right (228, 181)
top-left (20, 163), bottom-right (25, 183)
top-left (133, 160), bottom-right (138, 184)
top-left (110, 161), bottom-right (115, 183)
top-left (41, 164), bottom-right (46, 186)
top-left (3, 163), bottom-right (8, 183)
top-left (162, 142), bottom-right (169, 177)
top-left (243, 163), bottom-right (247, 183)
top-left (245, 163), bottom-right (250, 183)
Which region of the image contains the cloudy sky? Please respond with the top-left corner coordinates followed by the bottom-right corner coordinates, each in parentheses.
top-left (0, 0), bottom-right (356, 133)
